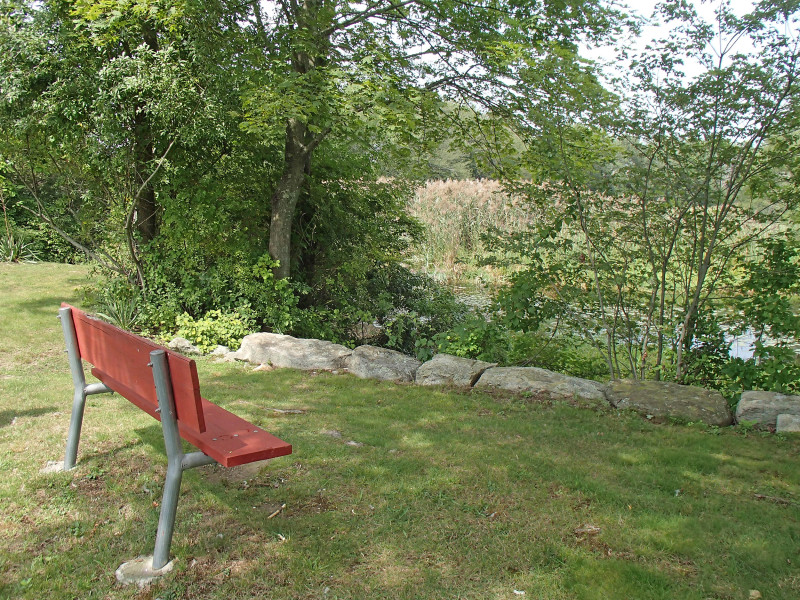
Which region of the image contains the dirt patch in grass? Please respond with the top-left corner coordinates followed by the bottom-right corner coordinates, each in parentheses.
top-left (293, 493), bottom-right (336, 515)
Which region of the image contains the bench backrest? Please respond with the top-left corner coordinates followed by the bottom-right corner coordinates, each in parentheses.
top-left (63, 303), bottom-right (206, 433)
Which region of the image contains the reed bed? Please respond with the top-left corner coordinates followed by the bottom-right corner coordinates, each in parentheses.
top-left (406, 179), bottom-right (533, 288)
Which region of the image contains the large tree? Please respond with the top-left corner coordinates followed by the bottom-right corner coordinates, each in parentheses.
top-left (3, 0), bottom-right (624, 282)
top-left (240, 0), bottom-right (623, 278)
top-left (0, 0), bottom-right (262, 286)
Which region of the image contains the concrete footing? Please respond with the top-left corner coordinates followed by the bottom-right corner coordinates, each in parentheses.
top-left (115, 555), bottom-right (175, 587)
top-left (40, 460), bottom-right (66, 473)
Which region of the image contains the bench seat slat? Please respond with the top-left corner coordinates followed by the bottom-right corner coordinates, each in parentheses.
top-left (91, 367), bottom-right (292, 467)
top-left (188, 400), bottom-right (292, 467)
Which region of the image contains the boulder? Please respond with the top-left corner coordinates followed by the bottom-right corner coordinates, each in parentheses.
top-left (211, 345), bottom-right (237, 362)
top-left (229, 332), bottom-right (352, 371)
top-left (168, 336), bottom-right (201, 355)
top-left (415, 353), bottom-right (496, 387)
top-left (345, 345), bottom-right (421, 382)
top-left (474, 367), bottom-right (606, 404)
top-left (776, 414), bottom-right (800, 433)
top-left (735, 391), bottom-right (800, 427)
top-left (606, 379), bottom-right (732, 426)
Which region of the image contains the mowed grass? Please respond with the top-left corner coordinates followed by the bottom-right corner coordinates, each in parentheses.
top-left (1, 263), bottom-right (799, 600)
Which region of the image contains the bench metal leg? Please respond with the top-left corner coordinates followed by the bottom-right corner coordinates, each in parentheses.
top-left (149, 350), bottom-right (217, 571)
top-left (59, 307), bottom-right (113, 470)
top-left (153, 457), bottom-right (184, 569)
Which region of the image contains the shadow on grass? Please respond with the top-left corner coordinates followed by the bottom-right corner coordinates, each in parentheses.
top-left (27, 362), bottom-right (800, 599)
top-left (11, 295), bottom-right (70, 314)
top-left (18, 392), bottom-right (800, 599)
top-left (0, 407), bottom-right (56, 428)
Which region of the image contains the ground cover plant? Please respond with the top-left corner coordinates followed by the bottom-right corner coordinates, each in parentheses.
top-left (2, 262), bottom-right (800, 599)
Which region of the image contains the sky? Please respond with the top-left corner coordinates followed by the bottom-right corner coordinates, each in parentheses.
top-left (587, 0), bottom-right (759, 80)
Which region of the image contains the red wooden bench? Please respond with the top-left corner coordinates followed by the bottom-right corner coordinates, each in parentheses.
top-left (57, 303), bottom-right (291, 582)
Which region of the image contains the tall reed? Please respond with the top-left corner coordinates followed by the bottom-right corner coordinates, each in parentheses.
top-left (407, 179), bottom-right (532, 288)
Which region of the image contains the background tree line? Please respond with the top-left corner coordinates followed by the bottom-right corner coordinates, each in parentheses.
top-left (2, 0), bottom-right (799, 397)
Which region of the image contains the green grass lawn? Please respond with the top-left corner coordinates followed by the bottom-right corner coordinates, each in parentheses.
top-left (1, 262), bottom-right (799, 599)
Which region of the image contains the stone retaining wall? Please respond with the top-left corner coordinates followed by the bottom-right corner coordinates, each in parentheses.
top-left (184, 332), bottom-right (799, 431)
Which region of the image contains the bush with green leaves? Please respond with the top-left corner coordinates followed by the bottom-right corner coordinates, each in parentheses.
top-left (95, 295), bottom-right (141, 331)
top-left (506, 331), bottom-right (610, 380)
top-left (377, 265), bottom-right (470, 359)
top-left (175, 309), bottom-right (255, 353)
top-left (238, 254), bottom-right (306, 334)
top-left (723, 346), bottom-right (800, 396)
top-left (383, 311), bottom-right (438, 360)
top-left (679, 236), bottom-right (800, 396)
top-left (79, 276), bottom-right (141, 330)
top-left (679, 310), bottom-right (734, 392)
top-left (136, 250), bottom-right (306, 336)
top-left (22, 222), bottom-right (82, 263)
top-left (433, 317), bottom-right (510, 364)
top-left (722, 236), bottom-right (800, 394)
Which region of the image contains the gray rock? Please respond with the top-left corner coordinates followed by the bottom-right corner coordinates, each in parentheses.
top-left (415, 353), bottom-right (496, 387)
top-left (474, 366), bottom-right (606, 404)
top-left (220, 352), bottom-right (238, 363)
top-left (735, 390), bottom-right (800, 427)
top-left (210, 345), bottom-right (231, 357)
top-left (345, 345), bottom-right (422, 382)
top-left (776, 414), bottom-right (800, 433)
top-left (230, 332), bottom-right (352, 371)
top-left (606, 379), bottom-right (732, 426)
top-left (168, 336), bottom-right (201, 355)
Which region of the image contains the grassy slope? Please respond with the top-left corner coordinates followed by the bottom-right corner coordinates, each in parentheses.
top-left (1, 262), bottom-right (799, 600)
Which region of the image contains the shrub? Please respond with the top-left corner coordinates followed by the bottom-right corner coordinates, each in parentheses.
top-left (384, 311), bottom-right (438, 360)
top-left (85, 277), bottom-right (142, 330)
top-left (507, 331), bottom-right (609, 380)
top-left (22, 222), bottom-right (82, 263)
top-left (95, 296), bottom-right (141, 331)
top-left (434, 317), bottom-right (510, 364)
top-left (175, 309), bottom-right (255, 353)
top-left (137, 251), bottom-right (306, 336)
top-left (377, 265), bottom-right (470, 359)
top-left (0, 232), bottom-right (39, 263)
top-left (238, 254), bottom-right (306, 334)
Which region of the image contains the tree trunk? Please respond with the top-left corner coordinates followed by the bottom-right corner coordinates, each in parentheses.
top-left (266, 1), bottom-right (331, 279)
top-left (131, 22), bottom-right (160, 243)
top-left (269, 119), bottom-right (314, 279)
top-left (134, 177), bottom-right (159, 242)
